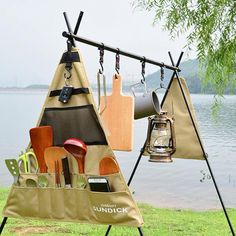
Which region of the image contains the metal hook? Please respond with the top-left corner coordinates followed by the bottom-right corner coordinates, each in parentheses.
top-left (160, 64), bottom-right (165, 88)
top-left (115, 48), bottom-right (120, 75)
top-left (141, 57), bottom-right (146, 83)
top-left (98, 44), bottom-right (104, 73)
top-left (64, 63), bottom-right (72, 85)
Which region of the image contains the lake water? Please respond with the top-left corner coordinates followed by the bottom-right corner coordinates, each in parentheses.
top-left (0, 90), bottom-right (236, 210)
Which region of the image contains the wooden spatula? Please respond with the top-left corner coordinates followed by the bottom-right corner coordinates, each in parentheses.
top-left (44, 146), bottom-right (67, 173)
top-left (30, 126), bottom-right (53, 173)
top-left (99, 157), bottom-right (119, 175)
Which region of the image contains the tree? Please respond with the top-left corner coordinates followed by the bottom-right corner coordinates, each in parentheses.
top-left (133, 0), bottom-right (236, 113)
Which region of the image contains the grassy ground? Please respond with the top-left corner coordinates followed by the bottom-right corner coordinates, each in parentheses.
top-left (0, 188), bottom-right (235, 235)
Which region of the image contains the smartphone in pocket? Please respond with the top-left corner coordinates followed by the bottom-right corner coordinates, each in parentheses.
top-left (88, 177), bottom-right (111, 192)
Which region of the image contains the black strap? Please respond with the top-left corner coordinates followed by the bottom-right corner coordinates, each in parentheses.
top-left (60, 51), bottom-right (80, 64)
top-left (49, 87), bottom-right (89, 97)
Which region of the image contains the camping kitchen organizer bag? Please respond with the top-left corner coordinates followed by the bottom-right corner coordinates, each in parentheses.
top-left (2, 48), bottom-right (144, 227)
top-left (161, 77), bottom-right (205, 160)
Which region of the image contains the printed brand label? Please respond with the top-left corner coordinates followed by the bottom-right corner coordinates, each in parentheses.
top-left (92, 204), bottom-right (128, 214)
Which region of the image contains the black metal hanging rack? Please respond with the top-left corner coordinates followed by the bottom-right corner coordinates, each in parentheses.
top-left (61, 12), bottom-right (235, 236)
top-left (62, 31), bottom-right (180, 72)
top-left (62, 12), bottom-right (181, 73)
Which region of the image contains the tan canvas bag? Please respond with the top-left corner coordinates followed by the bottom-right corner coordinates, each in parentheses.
top-left (162, 77), bottom-right (204, 160)
top-left (3, 48), bottom-right (143, 227)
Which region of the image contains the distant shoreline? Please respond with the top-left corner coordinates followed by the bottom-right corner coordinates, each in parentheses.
top-left (1, 86), bottom-right (235, 96)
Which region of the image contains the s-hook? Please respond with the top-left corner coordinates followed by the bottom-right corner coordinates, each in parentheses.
top-left (160, 65), bottom-right (165, 88)
top-left (64, 62), bottom-right (72, 85)
top-left (115, 48), bottom-right (120, 76)
top-left (99, 44), bottom-right (105, 73)
top-left (141, 57), bottom-right (146, 84)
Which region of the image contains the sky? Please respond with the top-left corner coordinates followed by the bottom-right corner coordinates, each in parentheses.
top-left (0, 1), bottom-right (196, 87)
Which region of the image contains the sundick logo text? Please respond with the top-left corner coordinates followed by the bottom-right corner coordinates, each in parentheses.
top-left (93, 203), bottom-right (128, 214)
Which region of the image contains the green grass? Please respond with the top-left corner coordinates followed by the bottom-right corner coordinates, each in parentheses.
top-left (0, 188), bottom-right (235, 235)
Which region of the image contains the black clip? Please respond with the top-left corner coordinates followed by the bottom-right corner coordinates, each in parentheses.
top-left (67, 40), bottom-right (72, 52)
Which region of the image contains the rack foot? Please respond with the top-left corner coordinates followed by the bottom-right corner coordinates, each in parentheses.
top-left (0, 217), bottom-right (8, 235)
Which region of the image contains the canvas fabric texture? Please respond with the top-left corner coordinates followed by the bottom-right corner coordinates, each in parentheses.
top-left (161, 77), bottom-right (204, 160)
top-left (2, 48), bottom-right (143, 227)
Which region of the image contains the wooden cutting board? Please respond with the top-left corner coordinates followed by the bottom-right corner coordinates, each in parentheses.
top-left (100, 74), bottom-right (134, 151)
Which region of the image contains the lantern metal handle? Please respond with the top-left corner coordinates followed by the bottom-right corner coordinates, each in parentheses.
top-left (166, 117), bottom-right (176, 154)
top-left (144, 116), bottom-right (154, 153)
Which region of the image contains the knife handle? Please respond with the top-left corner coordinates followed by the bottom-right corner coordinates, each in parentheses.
top-left (62, 157), bottom-right (71, 186)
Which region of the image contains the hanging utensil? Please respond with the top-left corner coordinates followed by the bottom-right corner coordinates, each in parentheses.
top-left (100, 74), bottom-right (134, 151)
top-left (131, 81), bottom-right (160, 120)
top-left (99, 157), bottom-right (119, 175)
top-left (29, 126), bottom-right (53, 173)
top-left (97, 71), bottom-right (107, 114)
top-left (5, 159), bottom-right (20, 185)
top-left (44, 146), bottom-right (66, 173)
top-left (63, 138), bottom-right (87, 174)
top-left (97, 46), bottom-right (107, 114)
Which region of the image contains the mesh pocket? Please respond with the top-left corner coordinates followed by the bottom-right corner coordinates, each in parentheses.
top-left (40, 105), bottom-right (107, 146)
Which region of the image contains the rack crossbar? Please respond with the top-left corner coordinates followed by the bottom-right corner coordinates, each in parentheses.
top-left (62, 31), bottom-right (181, 72)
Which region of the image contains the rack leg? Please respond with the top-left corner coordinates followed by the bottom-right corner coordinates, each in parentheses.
top-left (204, 155), bottom-right (235, 236)
top-left (166, 66), bottom-right (234, 235)
top-left (174, 74), bottom-right (235, 236)
top-left (104, 145), bottom-right (146, 236)
top-left (0, 217), bottom-right (8, 235)
top-left (105, 225), bottom-right (143, 236)
top-left (104, 225), bottom-right (112, 236)
top-left (165, 51), bottom-right (235, 235)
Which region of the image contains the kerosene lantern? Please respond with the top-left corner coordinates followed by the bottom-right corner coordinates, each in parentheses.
top-left (145, 111), bottom-right (176, 163)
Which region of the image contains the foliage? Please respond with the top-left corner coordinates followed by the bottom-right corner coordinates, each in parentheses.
top-left (133, 0), bottom-right (236, 105)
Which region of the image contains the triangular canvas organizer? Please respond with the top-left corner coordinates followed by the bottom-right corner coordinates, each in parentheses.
top-left (2, 48), bottom-right (143, 227)
top-left (161, 77), bottom-right (204, 160)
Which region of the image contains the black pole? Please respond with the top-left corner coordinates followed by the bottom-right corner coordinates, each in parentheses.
top-left (63, 12), bottom-right (76, 47)
top-left (62, 31), bottom-right (180, 72)
top-left (73, 11), bottom-right (84, 35)
top-left (0, 217), bottom-right (8, 234)
top-left (105, 144), bottom-right (146, 236)
top-left (127, 146), bottom-right (146, 186)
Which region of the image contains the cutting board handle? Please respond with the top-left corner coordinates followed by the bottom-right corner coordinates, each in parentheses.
top-left (112, 74), bottom-right (122, 95)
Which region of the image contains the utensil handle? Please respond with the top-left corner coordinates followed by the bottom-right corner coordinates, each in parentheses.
top-left (112, 74), bottom-right (122, 95)
top-left (62, 157), bottom-right (71, 186)
top-left (76, 157), bottom-right (84, 174)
